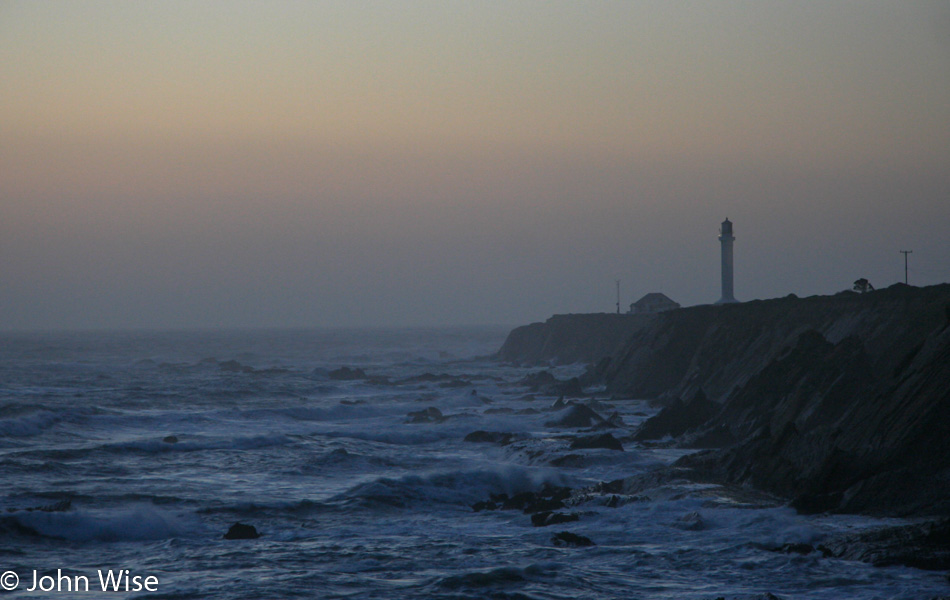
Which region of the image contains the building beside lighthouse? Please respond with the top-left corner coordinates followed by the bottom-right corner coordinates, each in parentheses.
top-left (716, 218), bottom-right (738, 304)
top-left (627, 292), bottom-right (680, 314)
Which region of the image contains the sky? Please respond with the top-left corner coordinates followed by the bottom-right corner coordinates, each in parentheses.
top-left (2, 1), bottom-right (949, 330)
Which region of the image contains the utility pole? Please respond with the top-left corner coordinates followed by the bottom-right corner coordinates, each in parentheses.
top-left (615, 280), bottom-right (621, 314)
top-left (900, 250), bottom-right (913, 285)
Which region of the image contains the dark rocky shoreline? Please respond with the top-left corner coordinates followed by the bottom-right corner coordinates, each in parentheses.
top-left (497, 283), bottom-right (950, 572)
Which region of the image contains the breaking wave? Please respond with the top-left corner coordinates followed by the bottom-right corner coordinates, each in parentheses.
top-left (337, 465), bottom-right (566, 507)
top-left (4, 505), bottom-right (204, 542)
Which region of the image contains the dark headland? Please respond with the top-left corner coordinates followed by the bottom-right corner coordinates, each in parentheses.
top-left (498, 283), bottom-right (950, 519)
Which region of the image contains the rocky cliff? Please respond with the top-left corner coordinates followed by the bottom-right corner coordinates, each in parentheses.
top-left (497, 283), bottom-right (950, 516)
top-left (496, 313), bottom-right (654, 365)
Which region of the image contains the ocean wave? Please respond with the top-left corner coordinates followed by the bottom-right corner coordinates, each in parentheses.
top-left (336, 465), bottom-right (566, 508)
top-left (197, 498), bottom-right (328, 517)
top-left (6, 432), bottom-right (300, 462)
top-left (0, 456), bottom-right (82, 476)
top-left (300, 447), bottom-right (399, 471)
top-left (235, 402), bottom-right (402, 423)
top-left (7, 491), bottom-right (190, 509)
top-left (4, 505), bottom-right (204, 542)
top-left (0, 403), bottom-right (115, 438)
top-left (437, 563), bottom-right (557, 591)
top-left (102, 433), bottom-right (293, 454)
top-left (321, 428), bottom-right (457, 446)
top-left (0, 407), bottom-right (62, 438)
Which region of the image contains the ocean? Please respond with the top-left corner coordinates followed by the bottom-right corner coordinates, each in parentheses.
top-left (0, 327), bottom-right (945, 599)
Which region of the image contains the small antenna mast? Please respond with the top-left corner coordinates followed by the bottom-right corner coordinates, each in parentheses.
top-left (615, 280), bottom-right (621, 314)
top-left (900, 250), bottom-right (913, 285)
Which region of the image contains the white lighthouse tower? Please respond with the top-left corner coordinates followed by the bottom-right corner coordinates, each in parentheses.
top-left (716, 218), bottom-right (738, 304)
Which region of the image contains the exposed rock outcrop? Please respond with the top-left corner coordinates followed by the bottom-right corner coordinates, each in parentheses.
top-left (570, 432), bottom-right (624, 451)
top-left (399, 373), bottom-right (473, 388)
top-left (604, 284), bottom-right (947, 403)
top-left (545, 403), bottom-right (605, 428)
top-left (406, 407), bottom-right (445, 424)
top-left (531, 511), bottom-right (579, 527)
top-left (463, 431), bottom-right (513, 445)
top-left (497, 313), bottom-right (655, 365)
top-left (223, 522), bottom-right (260, 540)
top-left (470, 486), bottom-right (573, 514)
top-left (552, 531), bottom-right (595, 547)
top-left (671, 511), bottom-right (706, 531)
top-left (817, 519), bottom-right (950, 570)
top-left (498, 283), bottom-right (950, 517)
top-left (634, 389), bottom-right (718, 441)
top-left (678, 314), bottom-right (950, 515)
top-left (328, 366), bottom-right (368, 381)
top-left (219, 360), bottom-right (255, 374)
top-left (518, 371), bottom-right (585, 397)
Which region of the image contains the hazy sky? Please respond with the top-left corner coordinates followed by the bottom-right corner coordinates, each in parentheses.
top-left (2, 1), bottom-right (949, 330)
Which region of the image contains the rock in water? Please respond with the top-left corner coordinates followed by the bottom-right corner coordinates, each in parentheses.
top-left (504, 487), bottom-right (572, 513)
top-left (471, 501), bottom-right (497, 512)
top-left (463, 431), bottom-right (513, 445)
top-left (598, 411), bottom-right (625, 428)
top-left (570, 432), bottom-right (624, 451)
top-left (162, 435), bottom-right (178, 444)
top-left (552, 531), bottom-right (595, 547)
top-left (517, 372), bottom-right (584, 397)
top-left (531, 512), bottom-right (580, 527)
top-left (672, 511), bottom-right (706, 531)
top-left (328, 366), bottom-right (368, 380)
top-left (470, 486), bottom-right (573, 515)
top-left (219, 360), bottom-right (254, 374)
top-left (769, 543), bottom-right (816, 555)
top-left (22, 499), bottom-right (71, 513)
top-left (406, 406), bottom-right (444, 424)
top-left (557, 377), bottom-right (584, 398)
top-left (817, 519), bottom-right (950, 570)
top-left (545, 404), bottom-right (605, 428)
top-left (518, 371), bottom-right (558, 392)
top-left (223, 522), bottom-right (260, 540)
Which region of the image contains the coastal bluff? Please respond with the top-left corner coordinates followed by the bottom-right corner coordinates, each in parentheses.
top-left (497, 283), bottom-right (950, 516)
top-left (496, 313), bottom-right (656, 366)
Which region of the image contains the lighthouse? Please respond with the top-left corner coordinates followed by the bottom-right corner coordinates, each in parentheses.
top-left (716, 218), bottom-right (738, 304)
